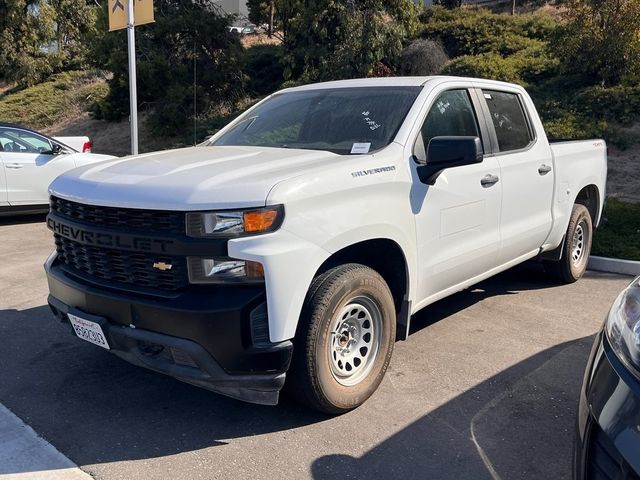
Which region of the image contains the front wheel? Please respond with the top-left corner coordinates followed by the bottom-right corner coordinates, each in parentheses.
top-left (287, 264), bottom-right (396, 414)
top-left (544, 203), bottom-right (593, 283)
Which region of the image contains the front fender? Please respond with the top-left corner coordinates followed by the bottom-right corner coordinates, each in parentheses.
top-left (228, 230), bottom-right (331, 343)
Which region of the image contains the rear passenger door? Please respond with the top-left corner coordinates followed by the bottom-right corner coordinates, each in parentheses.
top-left (479, 88), bottom-right (554, 264)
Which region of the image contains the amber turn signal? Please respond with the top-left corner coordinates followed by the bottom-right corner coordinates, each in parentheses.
top-left (243, 208), bottom-right (280, 233)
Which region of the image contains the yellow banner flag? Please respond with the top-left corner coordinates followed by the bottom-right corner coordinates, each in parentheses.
top-left (108, 0), bottom-right (155, 32)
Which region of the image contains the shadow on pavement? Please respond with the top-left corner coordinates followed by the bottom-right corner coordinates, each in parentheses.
top-left (0, 305), bottom-right (328, 474)
top-left (0, 212), bottom-right (47, 226)
top-left (410, 261), bottom-right (564, 335)
top-left (0, 261), bottom-right (614, 476)
top-left (311, 335), bottom-right (593, 480)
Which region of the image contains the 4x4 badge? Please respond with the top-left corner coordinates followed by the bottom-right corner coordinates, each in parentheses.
top-left (153, 262), bottom-right (173, 271)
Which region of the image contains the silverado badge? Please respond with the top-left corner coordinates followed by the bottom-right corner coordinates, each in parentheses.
top-left (153, 261), bottom-right (173, 271)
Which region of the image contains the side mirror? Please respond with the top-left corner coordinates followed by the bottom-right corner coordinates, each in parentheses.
top-left (417, 136), bottom-right (483, 185)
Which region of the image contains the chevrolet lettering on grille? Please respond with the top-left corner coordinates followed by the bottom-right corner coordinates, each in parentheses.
top-left (47, 217), bottom-right (174, 253)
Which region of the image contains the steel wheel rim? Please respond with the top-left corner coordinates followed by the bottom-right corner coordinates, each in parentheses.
top-left (571, 219), bottom-right (589, 265)
top-left (328, 296), bottom-right (382, 387)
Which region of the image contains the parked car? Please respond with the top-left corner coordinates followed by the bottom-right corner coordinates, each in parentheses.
top-left (44, 76), bottom-right (607, 413)
top-left (228, 23), bottom-right (256, 35)
top-left (52, 136), bottom-right (93, 153)
top-left (575, 276), bottom-right (640, 479)
top-left (0, 124), bottom-right (114, 215)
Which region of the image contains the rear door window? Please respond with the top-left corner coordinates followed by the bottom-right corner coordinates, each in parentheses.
top-left (482, 90), bottom-right (533, 152)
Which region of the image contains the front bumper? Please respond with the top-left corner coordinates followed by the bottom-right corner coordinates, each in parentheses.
top-left (575, 329), bottom-right (640, 479)
top-left (45, 256), bottom-right (293, 405)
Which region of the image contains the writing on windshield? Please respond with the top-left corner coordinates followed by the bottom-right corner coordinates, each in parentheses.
top-left (210, 86), bottom-right (422, 155)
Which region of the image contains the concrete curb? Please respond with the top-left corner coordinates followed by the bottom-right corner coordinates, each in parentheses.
top-left (588, 255), bottom-right (640, 277)
top-left (0, 403), bottom-right (92, 479)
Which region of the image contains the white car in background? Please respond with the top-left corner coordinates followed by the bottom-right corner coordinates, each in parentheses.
top-left (0, 124), bottom-right (115, 215)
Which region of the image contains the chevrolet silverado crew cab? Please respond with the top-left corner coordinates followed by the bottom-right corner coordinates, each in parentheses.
top-left (44, 77), bottom-right (607, 413)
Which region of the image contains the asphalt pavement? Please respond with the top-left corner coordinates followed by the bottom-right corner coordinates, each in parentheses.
top-left (0, 214), bottom-right (632, 480)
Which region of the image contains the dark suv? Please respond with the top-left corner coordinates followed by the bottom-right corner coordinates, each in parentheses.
top-left (575, 276), bottom-right (640, 479)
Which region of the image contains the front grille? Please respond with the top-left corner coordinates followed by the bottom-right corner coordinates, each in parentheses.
top-left (588, 425), bottom-right (639, 480)
top-left (50, 196), bottom-right (185, 235)
top-left (55, 234), bottom-right (188, 291)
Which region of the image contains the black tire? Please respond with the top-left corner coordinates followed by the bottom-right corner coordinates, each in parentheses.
top-left (287, 263), bottom-right (396, 414)
top-left (544, 204), bottom-right (593, 283)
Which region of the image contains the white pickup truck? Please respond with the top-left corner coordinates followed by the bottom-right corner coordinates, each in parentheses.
top-left (44, 77), bottom-right (607, 413)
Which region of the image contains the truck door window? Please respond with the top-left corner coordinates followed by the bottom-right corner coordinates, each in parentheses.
top-left (414, 89), bottom-right (480, 163)
top-left (482, 90), bottom-right (533, 152)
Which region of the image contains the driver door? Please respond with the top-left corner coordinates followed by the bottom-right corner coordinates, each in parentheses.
top-left (0, 127), bottom-right (75, 206)
top-left (411, 88), bottom-right (502, 305)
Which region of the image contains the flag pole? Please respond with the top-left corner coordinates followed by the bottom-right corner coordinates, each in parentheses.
top-left (127, 0), bottom-right (139, 155)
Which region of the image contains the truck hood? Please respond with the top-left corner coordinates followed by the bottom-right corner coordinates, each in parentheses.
top-left (49, 145), bottom-right (341, 210)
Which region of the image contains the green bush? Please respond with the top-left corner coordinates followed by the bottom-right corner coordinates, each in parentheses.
top-left (442, 45), bottom-right (558, 86)
top-left (245, 44), bottom-right (284, 96)
top-left (416, 5), bottom-right (640, 149)
top-left (443, 53), bottom-right (521, 83)
top-left (592, 198), bottom-right (640, 261)
top-left (573, 86), bottom-right (640, 126)
top-left (419, 7), bottom-right (558, 57)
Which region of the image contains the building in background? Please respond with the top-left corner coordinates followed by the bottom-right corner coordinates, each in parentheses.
top-left (214, 0), bottom-right (248, 18)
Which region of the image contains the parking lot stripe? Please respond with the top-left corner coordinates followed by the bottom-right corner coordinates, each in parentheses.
top-left (0, 403), bottom-right (92, 479)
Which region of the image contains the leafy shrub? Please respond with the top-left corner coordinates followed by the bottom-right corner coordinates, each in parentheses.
top-left (442, 45), bottom-right (558, 86)
top-left (245, 44), bottom-right (284, 96)
top-left (399, 39), bottom-right (449, 76)
top-left (573, 86), bottom-right (640, 126)
top-left (592, 198), bottom-right (640, 261)
top-left (443, 53), bottom-right (520, 83)
top-left (419, 7), bottom-right (558, 58)
top-left (553, 0), bottom-right (640, 87)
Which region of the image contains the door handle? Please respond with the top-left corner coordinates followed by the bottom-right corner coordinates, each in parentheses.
top-left (5, 163), bottom-right (24, 169)
top-left (480, 174), bottom-right (499, 187)
top-left (538, 164), bottom-right (552, 175)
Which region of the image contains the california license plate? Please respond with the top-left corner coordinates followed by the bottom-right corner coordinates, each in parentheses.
top-left (68, 313), bottom-right (110, 350)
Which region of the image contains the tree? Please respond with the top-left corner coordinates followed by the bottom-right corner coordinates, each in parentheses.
top-left (555, 0), bottom-right (640, 86)
top-left (0, 0), bottom-right (97, 86)
top-left (399, 39), bottom-right (448, 76)
top-left (91, 0), bottom-right (246, 134)
top-left (247, 0), bottom-right (301, 40)
top-left (282, 0), bottom-right (419, 83)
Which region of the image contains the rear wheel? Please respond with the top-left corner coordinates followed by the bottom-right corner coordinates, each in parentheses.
top-left (544, 203), bottom-right (593, 283)
top-left (287, 264), bottom-right (396, 414)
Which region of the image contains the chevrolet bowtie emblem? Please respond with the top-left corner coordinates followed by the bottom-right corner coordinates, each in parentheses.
top-left (153, 261), bottom-right (173, 271)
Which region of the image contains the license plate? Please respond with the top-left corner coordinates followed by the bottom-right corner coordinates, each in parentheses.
top-left (68, 313), bottom-right (110, 350)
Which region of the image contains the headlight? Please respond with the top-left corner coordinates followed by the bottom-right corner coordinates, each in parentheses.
top-left (187, 257), bottom-right (265, 284)
top-left (186, 205), bottom-right (284, 238)
top-left (605, 277), bottom-right (640, 376)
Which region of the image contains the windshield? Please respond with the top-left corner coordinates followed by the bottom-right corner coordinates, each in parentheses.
top-left (210, 86), bottom-right (422, 155)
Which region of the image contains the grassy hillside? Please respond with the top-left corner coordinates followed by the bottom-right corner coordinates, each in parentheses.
top-left (0, 71), bottom-right (177, 155)
top-left (0, 71), bottom-right (108, 130)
